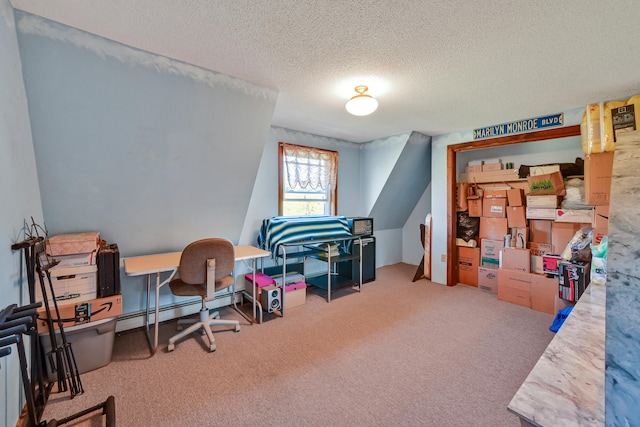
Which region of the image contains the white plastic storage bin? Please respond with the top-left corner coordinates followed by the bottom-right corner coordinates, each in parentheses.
top-left (39, 316), bottom-right (117, 382)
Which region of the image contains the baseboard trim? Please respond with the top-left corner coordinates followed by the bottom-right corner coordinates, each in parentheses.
top-left (115, 291), bottom-right (238, 333)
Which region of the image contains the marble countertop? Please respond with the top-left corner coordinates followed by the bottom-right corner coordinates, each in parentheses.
top-left (508, 283), bottom-right (605, 426)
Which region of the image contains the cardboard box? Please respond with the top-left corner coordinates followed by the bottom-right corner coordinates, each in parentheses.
top-left (529, 242), bottom-right (552, 274)
top-left (512, 227), bottom-right (528, 248)
top-left (584, 152), bottom-right (614, 205)
top-left (526, 207), bottom-right (557, 220)
top-left (482, 163), bottom-right (503, 172)
top-left (467, 196), bottom-right (483, 217)
top-left (501, 247), bottom-right (531, 272)
top-left (478, 267), bottom-right (499, 293)
top-left (479, 217), bottom-right (509, 240)
top-left (484, 189), bottom-right (507, 199)
top-left (506, 206), bottom-right (526, 228)
top-left (465, 165), bottom-right (483, 173)
top-left (507, 188), bottom-right (525, 206)
top-left (35, 294), bottom-right (123, 334)
top-left (529, 220), bottom-right (552, 243)
top-left (526, 195), bottom-right (561, 208)
top-left (530, 254), bottom-right (544, 274)
top-left (556, 209), bottom-right (595, 224)
top-left (558, 261), bottom-right (590, 302)
top-left (46, 232), bottom-right (101, 256)
top-left (483, 197), bottom-right (507, 218)
top-left (284, 282), bottom-right (307, 308)
top-left (497, 269), bottom-right (531, 308)
top-left (530, 274), bottom-right (559, 314)
top-left (457, 247), bottom-right (479, 286)
top-left (551, 222), bottom-right (589, 254)
top-left (528, 242), bottom-right (552, 257)
top-left (35, 264), bottom-right (98, 307)
top-left (481, 239), bottom-right (504, 269)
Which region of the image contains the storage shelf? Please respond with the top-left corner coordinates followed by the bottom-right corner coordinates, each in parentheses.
top-left (306, 274), bottom-right (357, 291)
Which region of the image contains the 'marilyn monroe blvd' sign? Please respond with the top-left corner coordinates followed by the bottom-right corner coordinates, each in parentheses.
top-left (473, 113), bottom-right (564, 140)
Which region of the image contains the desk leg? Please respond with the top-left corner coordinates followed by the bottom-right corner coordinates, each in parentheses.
top-left (143, 272), bottom-right (161, 355)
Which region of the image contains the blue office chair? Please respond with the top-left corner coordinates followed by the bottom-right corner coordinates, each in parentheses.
top-left (167, 238), bottom-right (240, 352)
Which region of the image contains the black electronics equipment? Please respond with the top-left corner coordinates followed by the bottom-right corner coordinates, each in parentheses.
top-left (348, 217), bottom-right (374, 237)
top-left (260, 285), bottom-right (281, 313)
top-left (97, 243), bottom-right (121, 297)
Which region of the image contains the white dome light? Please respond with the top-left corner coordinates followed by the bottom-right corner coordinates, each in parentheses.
top-left (345, 86), bottom-right (378, 116)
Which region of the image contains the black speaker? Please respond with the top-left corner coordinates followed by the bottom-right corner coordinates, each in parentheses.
top-left (260, 285), bottom-right (281, 313)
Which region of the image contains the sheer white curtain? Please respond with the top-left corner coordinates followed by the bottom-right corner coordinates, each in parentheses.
top-left (281, 143), bottom-right (338, 191)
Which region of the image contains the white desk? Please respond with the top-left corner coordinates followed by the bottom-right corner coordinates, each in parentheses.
top-left (123, 245), bottom-right (270, 354)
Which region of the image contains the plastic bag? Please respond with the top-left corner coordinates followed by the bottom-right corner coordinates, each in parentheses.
top-left (560, 226), bottom-right (593, 263)
top-left (590, 236), bottom-right (608, 285)
top-left (456, 211), bottom-right (479, 243)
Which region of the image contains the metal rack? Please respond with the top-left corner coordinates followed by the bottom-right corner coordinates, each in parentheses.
top-left (277, 235), bottom-right (363, 307)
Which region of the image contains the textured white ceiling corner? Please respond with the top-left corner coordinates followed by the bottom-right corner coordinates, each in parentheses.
top-left (10, 0), bottom-right (640, 142)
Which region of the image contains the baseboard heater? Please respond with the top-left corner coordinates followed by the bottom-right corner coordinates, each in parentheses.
top-left (115, 291), bottom-right (238, 333)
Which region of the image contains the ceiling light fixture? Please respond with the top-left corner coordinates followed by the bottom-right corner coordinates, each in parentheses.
top-left (345, 85), bottom-right (378, 116)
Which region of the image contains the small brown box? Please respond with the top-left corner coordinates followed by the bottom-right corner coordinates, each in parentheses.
top-left (467, 196), bottom-right (482, 217)
top-left (506, 206), bottom-right (527, 228)
top-left (584, 152), bottom-right (614, 205)
top-left (529, 219), bottom-right (553, 243)
top-left (531, 274), bottom-right (560, 314)
top-left (465, 165), bottom-right (483, 173)
top-left (478, 267), bottom-right (499, 293)
top-left (482, 163), bottom-right (503, 172)
top-left (507, 188), bottom-right (525, 207)
top-left (479, 217), bottom-right (509, 240)
top-left (512, 227), bottom-right (528, 248)
top-left (551, 222), bottom-right (588, 254)
top-left (483, 197), bottom-right (507, 218)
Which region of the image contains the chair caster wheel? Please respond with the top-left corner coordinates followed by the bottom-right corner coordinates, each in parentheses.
top-left (168, 343), bottom-right (175, 352)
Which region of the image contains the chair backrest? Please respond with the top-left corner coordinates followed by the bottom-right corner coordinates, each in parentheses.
top-left (178, 238), bottom-right (234, 285)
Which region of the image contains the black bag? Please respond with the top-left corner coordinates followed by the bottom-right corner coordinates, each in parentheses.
top-left (97, 243), bottom-right (120, 297)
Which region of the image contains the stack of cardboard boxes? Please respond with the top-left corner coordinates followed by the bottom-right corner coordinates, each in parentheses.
top-left (456, 153), bottom-right (613, 314)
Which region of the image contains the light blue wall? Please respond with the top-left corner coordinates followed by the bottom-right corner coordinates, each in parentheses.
top-left (0, 1), bottom-right (44, 425)
top-left (15, 12), bottom-right (278, 313)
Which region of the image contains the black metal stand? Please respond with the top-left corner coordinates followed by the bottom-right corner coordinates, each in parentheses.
top-left (1, 302), bottom-right (116, 426)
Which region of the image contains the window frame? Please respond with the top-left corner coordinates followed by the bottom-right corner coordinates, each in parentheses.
top-left (278, 142), bottom-right (339, 216)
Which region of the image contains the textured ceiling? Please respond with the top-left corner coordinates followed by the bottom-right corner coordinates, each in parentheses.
top-left (10, 0), bottom-right (640, 142)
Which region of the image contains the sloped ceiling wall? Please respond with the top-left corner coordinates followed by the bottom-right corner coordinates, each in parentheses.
top-left (15, 12), bottom-right (277, 257)
top-left (368, 131), bottom-right (432, 230)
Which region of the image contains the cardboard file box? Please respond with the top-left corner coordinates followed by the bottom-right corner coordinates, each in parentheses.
top-left (497, 269), bottom-right (531, 308)
top-left (40, 316), bottom-right (116, 382)
top-left (284, 282), bottom-right (307, 308)
top-left (457, 247), bottom-right (479, 286)
top-left (36, 264), bottom-right (97, 307)
top-left (46, 232), bottom-right (100, 256)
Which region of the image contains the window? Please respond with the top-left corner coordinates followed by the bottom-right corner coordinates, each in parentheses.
top-left (279, 142), bottom-right (338, 216)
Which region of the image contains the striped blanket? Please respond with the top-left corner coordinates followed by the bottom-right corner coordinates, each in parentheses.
top-left (257, 216), bottom-right (352, 257)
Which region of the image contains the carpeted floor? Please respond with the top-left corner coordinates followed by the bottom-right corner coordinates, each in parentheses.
top-left (39, 263), bottom-right (555, 427)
